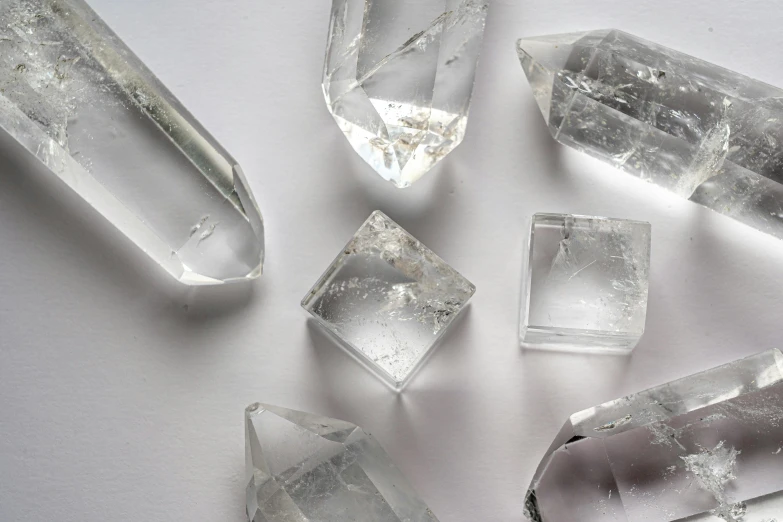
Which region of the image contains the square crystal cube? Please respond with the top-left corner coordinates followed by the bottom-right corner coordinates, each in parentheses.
top-left (302, 211), bottom-right (475, 390)
top-left (520, 213), bottom-right (651, 354)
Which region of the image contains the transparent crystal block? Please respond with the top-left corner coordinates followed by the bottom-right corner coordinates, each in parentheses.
top-left (0, 0), bottom-right (264, 284)
top-left (517, 29), bottom-right (783, 241)
top-left (520, 213), bottom-right (651, 354)
top-left (245, 403), bottom-right (439, 522)
top-left (302, 211), bottom-right (475, 390)
top-left (525, 349), bottom-right (783, 521)
top-left (322, 0), bottom-right (488, 188)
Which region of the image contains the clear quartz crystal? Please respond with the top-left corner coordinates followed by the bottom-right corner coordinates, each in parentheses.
top-left (517, 29), bottom-right (783, 241)
top-left (302, 211), bottom-right (475, 390)
top-left (520, 214), bottom-right (651, 354)
top-left (524, 349), bottom-right (783, 522)
top-left (245, 403), bottom-right (439, 522)
top-left (0, 0), bottom-right (264, 284)
top-left (322, 0), bottom-right (488, 188)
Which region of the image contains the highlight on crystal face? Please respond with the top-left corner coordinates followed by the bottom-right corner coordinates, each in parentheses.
top-left (0, 0), bottom-right (264, 285)
top-left (524, 349), bottom-right (783, 522)
top-left (520, 213), bottom-right (651, 354)
top-left (302, 211), bottom-right (475, 390)
top-left (245, 403), bottom-right (440, 522)
top-left (517, 29), bottom-right (783, 241)
top-left (323, 0), bottom-right (488, 188)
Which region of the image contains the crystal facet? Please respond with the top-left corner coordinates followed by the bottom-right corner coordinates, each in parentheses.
top-left (0, 0), bottom-right (264, 284)
top-left (517, 29), bottom-right (783, 240)
top-left (245, 403), bottom-right (439, 522)
top-left (520, 213), bottom-right (651, 354)
top-left (323, 0), bottom-right (488, 188)
top-left (525, 349), bottom-right (783, 521)
top-left (302, 211), bottom-right (475, 390)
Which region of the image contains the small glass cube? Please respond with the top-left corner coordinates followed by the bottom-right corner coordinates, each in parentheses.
top-left (520, 213), bottom-right (651, 354)
top-left (302, 211), bottom-right (475, 390)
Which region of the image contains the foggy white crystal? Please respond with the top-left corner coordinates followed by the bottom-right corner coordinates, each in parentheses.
top-left (302, 211), bottom-right (475, 390)
top-left (245, 403), bottom-right (439, 522)
top-left (525, 349), bottom-right (783, 522)
top-left (517, 29), bottom-right (783, 240)
top-left (520, 213), bottom-right (651, 354)
top-left (323, 0), bottom-right (488, 187)
top-left (0, 0), bottom-right (264, 284)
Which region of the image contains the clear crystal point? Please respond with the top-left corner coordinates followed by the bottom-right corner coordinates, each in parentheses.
top-left (525, 349), bottom-right (783, 521)
top-left (517, 29), bottom-right (783, 240)
top-left (245, 403), bottom-right (439, 522)
top-left (0, 0), bottom-right (264, 284)
top-left (323, 0), bottom-right (488, 188)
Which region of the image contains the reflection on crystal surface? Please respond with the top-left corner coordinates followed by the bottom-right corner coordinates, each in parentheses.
top-left (520, 213), bottom-right (651, 354)
top-left (517, 29), bottom-right (783, 241)
top-left (245, 403), bottom-right (439, 522)
top-left (525, 349), bottom-right (783, 521)
top-left (0, 0), bottom-right (264, 284)
top-left (302, 211), bottom-right (475, 390)
top-left (323, 0), bottom-right (488, 188)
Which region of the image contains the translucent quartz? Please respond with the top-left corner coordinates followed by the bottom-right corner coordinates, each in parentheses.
top-left (245, 403), bottom-right (439, 522)
top-left (0, 0), bottom-right (264, 284)
top-left (524, 349), bottom-right (783, 522)
top-left (520, 214), bottom-right (651, 354)
top-left (517, 29), bottom-right (783, 241)
top-left (302, 211), bottom-right (475, 390)
top-left (323, 0), bottom-right (488, 188)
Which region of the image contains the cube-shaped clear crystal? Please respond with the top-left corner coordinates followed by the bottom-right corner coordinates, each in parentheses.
top-left (520, 213), bottom-right (651, 354)
top-left (302, 211), bottom-right (475, 390)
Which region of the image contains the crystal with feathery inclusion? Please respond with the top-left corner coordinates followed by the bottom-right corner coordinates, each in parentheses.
top-left (0, 0), bottom-right (264, 285)
top-left (302, 211), bottom-right (475, 390)
top-left (524, 349), bottom-right (783, 521)
top-left (323, 0), bottom-right (488, 188)
top-left (517, 29), bottom-right (783, 241)
top-left (245, 403), bottom-right (439, 522)
top-left (520, 214), bottom-right (651, 354)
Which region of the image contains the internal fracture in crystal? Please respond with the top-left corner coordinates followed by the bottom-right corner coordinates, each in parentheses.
top-left (302, 211), bottom-right (475, 390)
top-left (245, 403), bottom-right (439, 522)
top-left (524, 349), bottom-right (783, 521)
top-left (323, 0), bottom-right (488, 188)
top-left (517, 29), bottom-right (783, 240)
top-left (0, 0), bottom-right (264, 284)
top-left (521, 214), bottom-right (651, 354)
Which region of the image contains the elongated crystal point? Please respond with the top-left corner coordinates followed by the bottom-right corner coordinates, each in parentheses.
top-left (525, 349), bottom-right (783, 521)
top-left (323, 0), bottom-right (488, 188)
top-left (517, 29), bottom-right (783, 240)
top-left (245, 403), bottom-right (439, 522)
top-left (0, 0), bottom-right (264, 285)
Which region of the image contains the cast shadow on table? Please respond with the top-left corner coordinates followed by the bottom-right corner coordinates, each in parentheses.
top-left (0, 128), bottom-right (257, 321)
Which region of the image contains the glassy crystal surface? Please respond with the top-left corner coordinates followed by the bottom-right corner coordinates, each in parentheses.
top-left (323, 0), bottom-right (488, 188)
top-left (0, 0), bottom-right (264, 284)
top-left (302, 211), bottom-right (475, 390)
top-left (517, 29), bottom-right (783, 241)
top-left (520, 213), bottom-right (651, 354)
top-left (245, 403), bottom-right (439, 522)
top-left (525, 349), bottom-right (783, 522)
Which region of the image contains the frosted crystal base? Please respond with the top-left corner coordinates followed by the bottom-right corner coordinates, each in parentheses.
top-left (525, 349), bottom-right (783, 521)
top-left (323, 0), bottom-right (488, 187)
top-left (520, 213), bottom-right (651, 354)
top-left (302, 211), bottom-right (475, 390)
top-left (245, 403), bottom-right (439, 522)
top-left (0, 0), bottom-right (264, 284)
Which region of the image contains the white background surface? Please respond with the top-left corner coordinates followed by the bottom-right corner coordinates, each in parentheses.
top-left (2, 1), bottom-right (783, 520)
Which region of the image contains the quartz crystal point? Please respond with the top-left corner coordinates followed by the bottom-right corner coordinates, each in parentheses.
top-left (0, 0), bottom-right (264, 285)
top-left (323, 0), bottom-right (488, 188)
top-left (517, 29), bottom-right (783, 240)
top-left (245, 403), bottom-right (439, 522)
top-left (524, 349), bottom-right (783, 521)
top-left (302, 211), bottom-right (475, 390)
